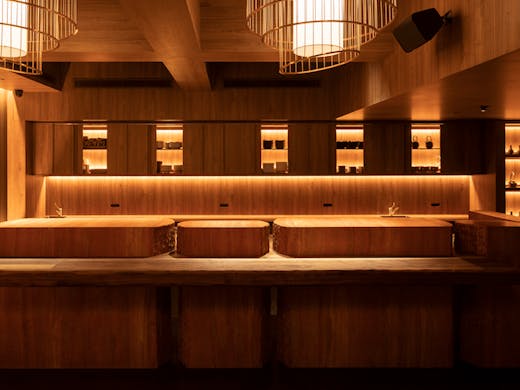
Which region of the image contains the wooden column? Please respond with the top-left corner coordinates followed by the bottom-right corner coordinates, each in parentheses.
top-left (278, 285), bottom-right (453, 367)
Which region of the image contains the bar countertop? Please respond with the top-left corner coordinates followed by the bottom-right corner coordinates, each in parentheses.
top-left (0, 254), bottom-right (517, 286)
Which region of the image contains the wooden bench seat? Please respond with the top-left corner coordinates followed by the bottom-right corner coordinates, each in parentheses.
top-left (176, 220), bottom-right (270, 258)
top-left (273, 217), bottom-right (453, 257)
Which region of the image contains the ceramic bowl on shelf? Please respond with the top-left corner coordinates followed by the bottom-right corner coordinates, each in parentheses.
top-left (262, 162), bottom-right (275, 173)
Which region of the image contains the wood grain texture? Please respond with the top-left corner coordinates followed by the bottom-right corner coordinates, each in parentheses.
top-left (25, 175), bottom-right (46, 218)
top-left (6, 93), bottom-right (25, 220)
top-left (273, 217), bottom-right (453, 257)
top-left (127, 124), bottom-right (154, 175)
top-left (0, 287), bottom-right (162, 368)
top-left (53, 124), bottom-right (76, 175)
top-left (43, 176), bottom-right (470, 216)
top-left (469, 174), bottom-right (497, 212)
top-left (459, 285), bottom-right (520, 367)
top-left (453, 220), bottom-right (520, 265)
top-left (29, 122), bottom-right (54, 175)
top-left (278, 285), bottom-right (453, 367)
top-left (364, 122), bottom-right (409, 174)
top-left (336, 0), bottom-right (520, 120)
top-left (289, 123), bottom-right (335, 174)
top-left (0, 91), bottom-right (6, 222)
top-left (183, 124), bottom-right (204, 175)
top-left (118, 0), bottom-right (210, 89)
top-left (107, 123), bottom-right (128, 175)
top-left (177, 220), bottom-right (270, 258)
top-left (0, 256), bottom-right (517, 287)
top-left (441, 121), bottom-right (484, 174)
top-left (469, 210), bottom-right (520, 222)
top-left (224, 123), bottom-right (260, 175)
top-left (0, 217), bottom-right (174, 258)
top-left (179, 286), bottom-right (267, 368)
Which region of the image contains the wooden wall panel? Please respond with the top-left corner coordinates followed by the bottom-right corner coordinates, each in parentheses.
top-left (183, 124), bottom-right (204, 175)
top-left (278, 286), bottom-right (453, 367)
top-left (204, 123), bottom-right (224, 175)
top-left (364, 122), bottom-right (409, 174)
top-left (179, 286), bottom-right (267, 368)
top-left (29, 122), bottom-right (54, 175)
top-left (127, 124), bottom-right (153, 175)
top-left (53, 124), bottom-right (76, 175)
top-left (289, 123), bottom-right (335, 175)
top-left (441, 121), bottom-right (484, 174)
top-left (459, 286), bottom-right (520, 367)
top-left (335, 0), bottom-right (520, 119)
top-left (0, 90), bottom-right (6, 221)
top-left (7, 93), bottom-right (26, 219)
top-left (224, 123), bottom-right (260, 175)
top-left (25, 175), bottom-right (46, 218)
top-left (0, 287), bottom-right (162, 368)
top-left (107, 123), bottom-right (128, 175)
top-left (469, 174), bottom-right (496, 211)
top-left (44, 175), bottom-right (470, 215)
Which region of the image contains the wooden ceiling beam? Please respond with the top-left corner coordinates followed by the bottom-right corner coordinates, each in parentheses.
top-left (118, 0), bottom-right (210, 90)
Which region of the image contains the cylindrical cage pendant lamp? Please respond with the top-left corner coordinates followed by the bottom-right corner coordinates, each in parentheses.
top-left (246, 0), bottom-right (398, 74)
top-left (0, 0), bottom-right (78, 75)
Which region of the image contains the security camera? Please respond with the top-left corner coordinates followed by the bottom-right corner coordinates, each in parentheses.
top-left (14, 89), bottom-right (23, 97)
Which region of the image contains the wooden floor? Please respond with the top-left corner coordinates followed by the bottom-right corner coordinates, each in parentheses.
top-left (0, 368), bottom-right (519, 390)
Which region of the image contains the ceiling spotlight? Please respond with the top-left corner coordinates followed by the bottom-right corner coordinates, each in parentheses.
top-left (480, 105), bottom-right (489, 113)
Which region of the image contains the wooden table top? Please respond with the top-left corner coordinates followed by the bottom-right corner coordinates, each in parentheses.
top-left (178, 220), bottom-right (269, 228)
top-left (274, 216), bottom-right (452, 228)
top-left (0, 216), bottom-right (175, 229)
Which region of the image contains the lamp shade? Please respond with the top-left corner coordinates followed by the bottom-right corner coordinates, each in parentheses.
top-left (0, 0), bottom-right (78, 75)
top-left (246, 0), bottom-right (398, 74)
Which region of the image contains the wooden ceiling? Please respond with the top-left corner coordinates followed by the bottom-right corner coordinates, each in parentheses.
top-left (39, 0), bottom-right (396, 89)
top-left (338, 48), bottom-right (520, 121)
top-left (2, 0), bottom-right (519, 121)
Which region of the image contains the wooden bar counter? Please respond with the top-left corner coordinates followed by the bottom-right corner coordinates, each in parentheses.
top-left (273, 216), bottom-right (453, 257)
top-left (0, 214), bottom-right (518, 369)
top-left (0, 216), bottom-right (175, 258)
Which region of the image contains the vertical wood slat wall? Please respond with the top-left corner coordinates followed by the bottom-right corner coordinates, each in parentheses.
top-left (42, 175), bottom-right (469, 216)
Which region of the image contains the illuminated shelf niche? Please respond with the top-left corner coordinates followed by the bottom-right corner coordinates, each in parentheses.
top-left (505, 123), bottom-right (520, 214)
top-left (261, 125), bottom-right (288, 174)
top-left (411, 124), bottom-right (441, 174)
top-left (82, 125), bottom-right (107, 174)
top-left (156, 124), bottom-right (183, 175)
top-left (336, 125), bottom-right (363, 174)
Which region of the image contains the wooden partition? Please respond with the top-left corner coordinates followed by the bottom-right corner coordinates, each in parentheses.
top-left (278, 286), bottom-right (453, 367)
top-left (0, 287), bottom-right (168, 368)
top-left (40, 175), bottom-right (470, 216)
top-left (459, 286), bottom-right (520, 367)
top-left (179, 286), bottom-right (267, 368)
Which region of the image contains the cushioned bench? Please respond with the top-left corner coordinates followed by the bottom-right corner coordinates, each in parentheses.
top-left (176, 220), bottom-right (270, 258)
top-left (0, 216), bottom-right (175, 258)
top-left (273, 217), bottom-right (453, 257)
